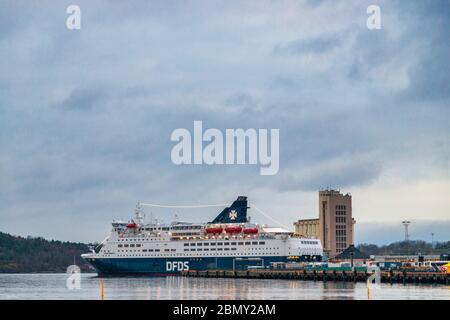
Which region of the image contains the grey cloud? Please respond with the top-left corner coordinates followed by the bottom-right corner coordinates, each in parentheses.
top-left (225, 92), bottom-right (261, 113)
top-left (275, 154), bottom-right (382, 192)
top-left (0, 1), bottom-right (449, 242)
top-left (274, 33), bottom-right (343, 55)
top-left (58, 87), bottom-right (107, 111)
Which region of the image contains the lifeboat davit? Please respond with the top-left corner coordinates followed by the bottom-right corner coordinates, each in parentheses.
top-left (243, 227), bottom-right (258, 234)
top-left (126, 223), bottom-right (138, 228)
top-left (225, 226), bottom-right (242, 233)
top-left (205, 227), bottom-right (223, 234)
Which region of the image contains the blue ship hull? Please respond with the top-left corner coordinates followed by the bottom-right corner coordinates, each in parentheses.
top-left (84, 255), bottom-right (322, 276)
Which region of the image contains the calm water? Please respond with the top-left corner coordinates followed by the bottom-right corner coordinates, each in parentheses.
top-left (0, 273), bottom-right (449, 300)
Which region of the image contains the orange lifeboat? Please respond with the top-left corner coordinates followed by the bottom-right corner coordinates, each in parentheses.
top-left (243, 227), bottom-right (258, 234)
top-left (205, 227), bottom-right (223, 234)
top-left (225, 226), bottom-right (242, 233)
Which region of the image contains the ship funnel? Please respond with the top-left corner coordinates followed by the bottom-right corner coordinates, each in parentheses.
top-left (210, 196), bottom-right (249, 224)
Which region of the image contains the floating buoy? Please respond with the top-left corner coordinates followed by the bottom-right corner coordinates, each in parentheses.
top-left (101, 279), bottom-right (104, 301)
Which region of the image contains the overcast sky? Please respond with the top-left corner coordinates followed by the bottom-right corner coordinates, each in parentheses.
top-left (1, 1), bottom-right (449, 244)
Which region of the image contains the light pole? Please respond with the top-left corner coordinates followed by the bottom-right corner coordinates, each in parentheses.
top-left (402, 221), bottom-right (411, 242)
top-left (431, 233), bottom-right (435, 253)
top-left (402, 221), bottom-right (411, 257)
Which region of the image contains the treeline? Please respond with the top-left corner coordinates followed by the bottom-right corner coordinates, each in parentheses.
top-left (357, 240), bottom-right (450, 256)
top-left (0, 231), bottom-right (94, 273)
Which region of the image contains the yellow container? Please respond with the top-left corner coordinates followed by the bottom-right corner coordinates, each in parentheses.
top-left (444, 263), bottom-right (450, 273)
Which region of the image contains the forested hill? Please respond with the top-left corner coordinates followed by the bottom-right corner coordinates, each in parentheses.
top-left (0, 231), bottom-right (93, 273)
top-left (357, 240), bottom-right (450, 256)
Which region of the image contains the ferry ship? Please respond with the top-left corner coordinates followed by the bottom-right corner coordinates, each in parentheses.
top-left (82, 196), bottom-right (323, 275)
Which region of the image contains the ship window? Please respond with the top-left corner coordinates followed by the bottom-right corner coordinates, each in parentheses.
top-left (210, 242), bottom-right (216, 246)
top-left (238, 242), bottom-right (244, 245)
top-left (149, 249), bottom-right (154, 252)
top-left (184, 243), bottom-right (189, 246)
top-left (231, 242), bottom-right (237, 245)
top-left (171, 249), bottom-right (176, 252)
top-left (130, 244), bottom-right (135, 247)
top-left (142, 249), bottom-right (147, 252)
top-left (252, 241), bottom-right (257, 245)
top-left (190, 243), bottom-right (196, 246)
top-left (224, 242), bottom-right (230, 246)
top-left (136, 244), bottom-right (141, 247)
top-left (259, 241), bottom-right (265, 245)
top-left (124, 244), bottom-right (129, 247)
top-left (245, 242), bottom-right (251, 245)
top-left (118, 244), bottom-right (123, 248)
top-left (217, 242), bottom-right (223, 245)
top-left (197, 248), bottom-right (202, 251)
top-left (204, 248), bottom-right (209, 251)
top-left (224, 248), bottom-right (230, 251)
top-left (217, 248), bottom-right (223, 251)
top-left (204, 243), bottom-right (209, 246)
top-left (155, 249), bottom-right (160, 252)
top-left (184, 249), bottom-right (189, 252)
top-left (231, 248), bottom-right (237, 251)
top-left (190, 249), bottom-right (195, 251)
top-left (197, 243), bottom-right (202, 246)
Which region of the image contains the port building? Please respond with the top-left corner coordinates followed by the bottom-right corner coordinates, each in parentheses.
top-left (294, 189), bottom-right (355, 258)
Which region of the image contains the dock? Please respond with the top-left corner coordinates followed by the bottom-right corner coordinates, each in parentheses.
top-left (181, 269), bottom-right (449, 285)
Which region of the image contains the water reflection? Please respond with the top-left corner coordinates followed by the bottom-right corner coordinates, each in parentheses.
top-left (0, 274), bottom-right (449, 300)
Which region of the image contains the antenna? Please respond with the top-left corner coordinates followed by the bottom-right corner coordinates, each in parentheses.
top-left (402, 220), bottom-right (411, 241)
top-left (134, 202), bottom-right (145, 225)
